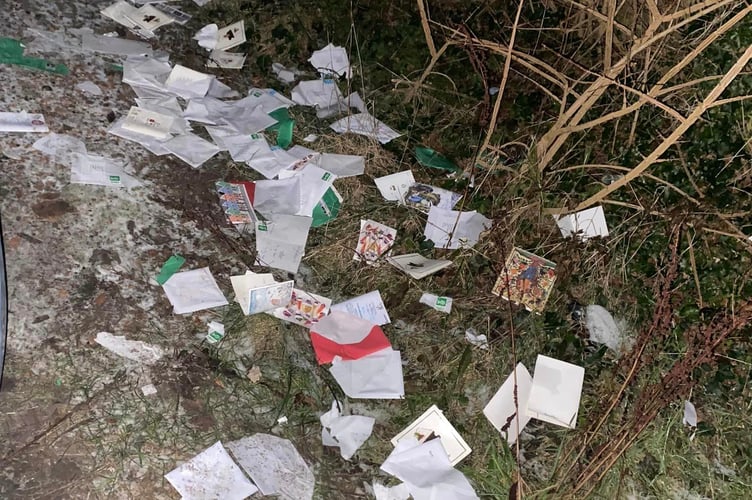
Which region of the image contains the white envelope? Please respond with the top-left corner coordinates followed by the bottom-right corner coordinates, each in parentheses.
top-left (183, 97), bottom-right (233, 124)
top-left (252, 176), bottom-right (304, 216)
top-left (243, 88), bottom-right (295, 114)
top-left (193, 23), bottom-right (218, 50)
top-left (289, 165), bottom-right (336, 216)
top-left (221, 102), bottom-right (278, 135)
top-left (108, 117), bottom-right (171, 156)
top-left (314, 153), bottom-right (365, 177)
top-left (162, 133), bottom-right (220, 168)
top-left (331, 290), bottom-right (391, 325)
top-left (81, 32), bottom-right (153, 56)
top-left (121, 106), bottom-right (174, 139)
top-left (70, 154), bottom-right (142, 188)
top-left (122, 54), bottom-right (172, 91)
top-left (291, 79), bottom-right (344, 108)
top-left (320, 401), bottom-right (375, 460)
top-left (330, 112), bottom-right (401, 144)
top-left (246, 142), bottom-right (303, 179)
top-left (165, 64), bottom-right (214, 99)
top-left (526, 355), bottom-right (585, 429)
top-left (161, 267), bottom-right (229, 314)
top-left (0, 112), bottom-right (49, 133)
top-left (554, 205), bottom-right (609, 240)
top-left (386, 253), bottom-right (452, 279)
top-left (483, 362), bottom-right (533, 444)
top-left (330, 349), bottom-right (404, 399)
top-left (391, 405), bottom-right (471, 466)
top-left (134, 96), bottom-right (190, 135)
top-left (308, 43), bottom-right (351, 78)
top-left (255, 215), bottom-right (312, 274)
top-left (375, 170), bottom-right (416, 202)
top-left (424, 206), bottom-right (492, 250)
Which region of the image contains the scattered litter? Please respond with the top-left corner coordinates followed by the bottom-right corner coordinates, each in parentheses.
top-left (373, 482), bottom-right (411, 500)
top-left (330, 349), bottom-right (405, 399)
top-left (95, 331), bottom-right (165, 365)
top-left (331, 290), bottom-right (391, 325)
top-left (424, 206), bottom-right (491, 250)
top-left (302, 133), bottom-right (318, 142)
top-left (269, 288), bottom-right (331, 327)
top-left (554, 205), bottom-right (609, 240)
top-left (165, 441), bottom-right (258, 500)
top-left (391, 405), bottom-right (471, 466)
top-left (375, 170), bottom-right (416, 202)
top-left (387, 253), bottom-right (452, 279)
top-left (75, 80), bottom-right (103, 96)
top-left (0, 111), bottom-right (49, 133)
top-left (483, 362), bottom-right (533, 444)
top-left (309, 43), bottom-right (351, 78)
top-left (141, 384), bottom-right (158, 396)
top-left (464, 328), bottom-right (488, 349)
top-left (154, 254), bottom-right (185, 285)
top-left (246, 365), bottom-right (262, 383)
top-left (584, 305), bottom-right (624, 352)
top-left (320, 401), bottom-right (375, 460)
top-left (277, 416), bottom-right (288, 425)
top-left (206, 320), bottom-right (225, 344)
top-left (272, 62), bottom-right (300, 83)
top-left (419, 293), bottom-right (452, 314)
top-left (330, 112), bottom-right (401, 144)
top-left (381, 438), bottom-right (479, 500)
top-left (230, 271), bottom-right (294, 315)
top-left (683, 400), bottom-right (697, 427)
top-left (309, 310), bottom-right (391, 364)
top-left (354, 220), bottom-right (396, 263)
top-left (0, 38), bottom-right (68, 74)
top-left (226, 434), bottom-right (314, 500)
top-left (526, 355), bottom-right (584, 429)
top-left (414, 146), bottom-right (459, 172)
top-left (254, 215), bottom-right (312, 273)
top-left (492, 248), bottom-right (556, 313)
top-left (161, 267), bottom-right (229, 314)
top-left (404, 183), bottom-right (461, 213)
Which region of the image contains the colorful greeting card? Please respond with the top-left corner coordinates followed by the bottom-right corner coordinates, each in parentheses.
top-left (492, 248), bottom-right (556, 313)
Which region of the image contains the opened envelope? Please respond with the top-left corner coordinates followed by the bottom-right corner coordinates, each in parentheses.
top-left (391, 405), bottom-right (472, 466)
top-left (329, 348), bottom-right (404, 399)
top-left (553, 205), bottom-right (609, 240)
top-left (230, 271), bottom-right (294, 315)
top-left (526, 355), bottom-right (585, 429)
top-left (483, 362), bottom-right (533, 444)
top-left (309, 310), bottom-right (391, 364)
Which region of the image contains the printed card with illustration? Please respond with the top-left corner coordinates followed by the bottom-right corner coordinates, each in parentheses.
top-left (391, 405), bottom-right (472, 466)
top-left (353, 220), bottom-right (397, 264)
top-left (231, 271), bottom-right (294, 315)
top-left (207, 50), bottom-right (247, 69)
top-left (216, 20), bottom-right (246, 51)
top-left (403, 183), bottom-right (461, 213)
top-left (492, 248), bottom-right (556, 313)
top-left (269, 288), bottom-right (331, 328)
top-left (216, 181), bottom-right (256, 225)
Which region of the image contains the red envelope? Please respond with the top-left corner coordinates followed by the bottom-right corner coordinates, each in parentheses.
top-left (310, 327), bottom-right (391, 364)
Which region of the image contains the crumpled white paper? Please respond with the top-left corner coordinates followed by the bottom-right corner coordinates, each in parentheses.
top-left (320, 401), bottom-right (375, 460)
top-left (309, 43), bottom-right (351, 78)
top-left (95, 332), bottom-right (164, 365)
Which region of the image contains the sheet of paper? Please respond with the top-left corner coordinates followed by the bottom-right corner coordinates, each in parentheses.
top-left (122, 54), bottom-right (172, 91)
top-left (483, 362), bottom-right (533, 444)
top-left (373, 482), bottom-right (411, 500)
top-left (330, 112), bottom-right (401, 144)
top-left (354, 220), bottom-right (396, 263)
top-left (391, 405), bottom-right (471, 466)
top-left (121, 106), bottom-right (174, 139)
top-left (165, 64), bottom-right (213, 99)
top-left (108, 117), bottom-right (170, 156)
top-left (230, 271), bottom-right (294, 315)
top-left (331, 290), bottom-right (391, 325)
top-left (329, 349), bottom-right (405, 399)
top-left (424, 207), bottom-right (492, 250)
top-left (132, 4), bottom-right (175, 31)
top-left (320, 401), bottom-right (375, 460)
top-left (554, 205), bottom-right (609, 240)
top-left (207, 50), bottom-right (246, 69)
top-left (419, 293), bottom-right (452, 314)
top-left (71, 154), bottom-right (142, 188)
top-left (526, 355), bottom-right (585, 429)
top-left (33, 133), bottom-right (87, 165)
top-left (255, 215), bottom-right (312, 273)
top-left (215, 20), bottom-right (246, 51)
top-left (0, 111), bottom-right (49, 133)
top-left (165, 441), bottom-right (258, 500)
top-left (314, 153), bottom-right (365, 177)
top-left (162, 133), bottom-right (220, 168)
top-left (375, 170), bottom-right (416, 202)
top-left (95, 332), bottom-right (164, 365)
top-left (225, 434), bottom-right (314, 500)
top-left (404, 183), bottom-right (462, 213)
top-left (291, 79), bottom-right (344, 108)
top-left (386, 253), bottom-right (452, 279)
top-left (309, 43), bottom-right (351, 78)
top-left (268, 288), bottom-right (331, 327)
top-left (81, 32), bottom-right (153, 56)
top-left (161, 267), bottom-right (229, 314)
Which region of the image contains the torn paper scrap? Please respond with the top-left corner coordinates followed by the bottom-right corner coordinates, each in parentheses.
top-left (391, 405), bottom-right (471, 466)
top-left (95, 332), bottom-right (164, 365)
top-left (354, 220), bottom-right (396, 263)
top-left (373, 482), bottom-right (411, 500)
top-left (310, 310), bottom-right (391, 364)
top-left (75, 80), bottom-right (103, 96)
top-left (404, 183), bottom-right (462, 213)
top-left (483, 362), bottom-right (533, 444)
top-left (424, 206), bottom-right (491, 250)
top-left (70, 154), bottom-right (142, 188)
top-left (331, 290), bottom-right (391, 325)
top-left (230, 271), bottom-right (294, 315)
top-left (141, 384), bottom-right (158, 396)
top-left (165, 441), bottom-right (258, 500)
top-left (330, 112), bottom-right (401, 144)
top-left (386, 253), bottom-right (452, 279)
top-left (491, 248), bottom-right (557, 313)
top-left (380, 438), bottom-right (479, 500)
top-left (255, 215), bottom-right (312, 274)
top-left (309, 43), bottom-right (351, 78)
top-left (161, 267), bottom-right (229, 314)
top-left (268, 288), bottom-right (331, 327)
top-left (554, 205), bottom-right (609, 240)
top-left (272, 62), bottom-right (300, 83)
top-left (464, 328), bottom-right (488, 350)
top-left (225, 434), bottom-right (314, 500)
top-left (0, 111), bottom-right (49, 133)
top-left (584, 304), bottom-right (624, 352)
top-left (329, 349), bottom-right (405, 399)
top-left (683, 400), bottom-right (697, 427)
top-left (193, 23), bottom-right (219, 50)
top-left (162, 133), bottom-right (220, 168)
top-left (419, 293), bottom-right (452, 314)
top-left (206, 321), bottom-right (225, 344)
top-left (216, 20), bottom-right (246, 51)
top-left (375, 170), bottom-right (416, 202)
top-left (313, 153), bottom-right (365, 178)
top-left (320, 401), bottom-right (375, 460)
top-left (122, 106), bottom-right (174, 139)
top-left (526, 355), bottom-right (585, 429)
top-left (33, 133), bottom-right (87, 166)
